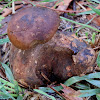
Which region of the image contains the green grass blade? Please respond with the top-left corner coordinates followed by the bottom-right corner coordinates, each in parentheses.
top-left (0, 83), bottom-right (16, 100)
top-left (91, 32), bottom-right (96, 44)
top-left (64, 72), bottom-right (100, 86)
top-left (1, 62), bottom-right (14, 83)
top-left (13, 80), bottom-right (20, 94)
top-left (0, 78), bottom-right (23, 93)
top-left (86, 79), bottom-right (100, 88)
top-left (0, 78), bottom-right (15, 88)
top-left (79, 89), bottom-right (100, 97)
top-left (89, 6), bottom-right (100, 15)
top-left (17, 95), bottom-right (23, 100)
top-left (34, 89), bottom-right (56, 100)
top-left (0, 37), bottom-right (10, 45)
top-left (91, 0), bottom-right (100, 3)
top-left (0, 92), bottom-right (11, 99)
top-left (75, 83), bottom-right (90, 90)
top-left (0, 80), bottom-right (15, 92)
top-left (0, 81), bottom-right (16, 99)
top-left (97, 52), bottom-right (100, 67)
top-left (4, 85), bottom-right (16, 92)
top-left (64, 76), bottom-right (85, 86)
top-left (40, 85), bottom-right (63, 93)
top-left (84, 72), bottom-right (100, 78)
top-left (96, 94), bottom-right (100, 100)
top-left (77, 10), bottom-right (95, 15)
top-left (0, 33), bottom-right (7, 37)
top-left (0, 63), bottom-right (23, 93)
top-left (0, 92), bottom-right (17, 99)
top-left (60, 16), bottom-right (100, 32)
top-left (76, 15), bottom-right (96, 33)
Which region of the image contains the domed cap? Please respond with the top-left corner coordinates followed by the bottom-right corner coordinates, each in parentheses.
top-left (7, 6), bottom-right (60, 50)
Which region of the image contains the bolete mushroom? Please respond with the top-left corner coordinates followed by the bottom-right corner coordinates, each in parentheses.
top-left (8, 6), bottom-right (60, 87)
top-left (8, 6), bottom-right (96, 88)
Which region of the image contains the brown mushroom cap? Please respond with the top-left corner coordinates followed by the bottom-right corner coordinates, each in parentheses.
top-left (7, 6), bottom-right (60, 50)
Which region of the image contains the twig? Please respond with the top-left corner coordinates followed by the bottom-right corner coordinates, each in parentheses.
top-left (41, 72), bottom-right (51, 83)
top-left (76, 1), bottom-right (87, 11)
top-left (48, 85), bottom-right (66, 100)
top-left (93, 46), bottom-right (100, 50)
top-left (12, 0), bottom-right (15, 14)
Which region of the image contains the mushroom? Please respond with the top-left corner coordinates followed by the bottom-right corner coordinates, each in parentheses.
top-left (8, 6), bottom-right (60, 87)
top-left (8, 6), bottom-right (96, 88)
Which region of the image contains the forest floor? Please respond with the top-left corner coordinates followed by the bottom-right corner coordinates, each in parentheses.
top-left (0, 0), bottom-right (100, 100)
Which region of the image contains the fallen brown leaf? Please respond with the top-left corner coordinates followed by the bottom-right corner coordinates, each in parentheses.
top-left (87, 14), bottom-right (100, 26)
top-left (61, 84), bottom-right (86, 100)
top-left (55, 0), bottom-right (73, 14)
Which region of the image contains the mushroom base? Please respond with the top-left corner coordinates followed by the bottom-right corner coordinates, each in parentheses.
top-left (9, 33), bottom-right (96, 88)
